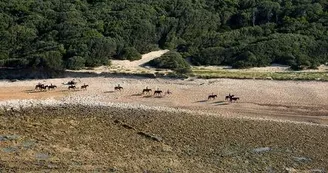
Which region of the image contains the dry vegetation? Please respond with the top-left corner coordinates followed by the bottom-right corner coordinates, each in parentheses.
top-left (0, 106), bottom-right (327, 172)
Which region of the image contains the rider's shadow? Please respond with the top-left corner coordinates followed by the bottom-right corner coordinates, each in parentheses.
top-left (195, 100), bottom-right (208, 103)
top-left (104, 91), bottom-right (115, 94)
top-left (24, 90), bottom-right (42, 93)
top-left (143, 95), bottom-right (152, 98)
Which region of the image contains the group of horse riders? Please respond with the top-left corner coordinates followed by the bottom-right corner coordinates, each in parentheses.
top-left (35, 81), bottom-right (239, 102)
top-left (35, 80), bottom-right (89, 91)
top-left (142, 86), bottom-right (172, 96)
top-left (35, 83), bottom-right (57, 91)
top-left (208, 93), bottom-right (239, 102)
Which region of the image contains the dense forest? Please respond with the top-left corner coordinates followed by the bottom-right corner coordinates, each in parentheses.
top-left (1, 0), bottom-right (328, 72)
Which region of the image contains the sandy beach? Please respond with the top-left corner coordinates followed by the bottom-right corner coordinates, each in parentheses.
top-left (0, 77), bottom-right (327, 125)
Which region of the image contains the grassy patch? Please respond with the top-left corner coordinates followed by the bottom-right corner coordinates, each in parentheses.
top-left (193, 69), bottom-right (328, 81)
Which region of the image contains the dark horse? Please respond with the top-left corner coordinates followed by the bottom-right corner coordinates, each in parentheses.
top-left (230, 97), bottom-right (240, 102)
top-left (81, 84), bottom-right (89, 90)
top-left (48, 84), bottom-right (57, 90)
top-left (225, 94), bottom-right (234, 101)
top-left (40, 85), bottom-right (48, 91)
top-left (154, 90), bottom-right (163, 96)
top-left (67, 80), bottom-right (77, 85)
top-left (208, 94), bottom-right (217, 100)
top-left (35, 83), bottom-right (44, 90)
top-left (114, 86), bottom-right (123, 91)
top-left (142, 88), bottom-right (152, 94)
top-left (68, 85), bottom-right (76, 90)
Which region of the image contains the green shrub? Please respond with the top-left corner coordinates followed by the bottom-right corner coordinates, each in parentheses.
top-left (67, 56), bottom-right (86, 70)
top-left (118, 47), bottom-right (142, 61)
top-left (149, 51), bottom-right (191, 74)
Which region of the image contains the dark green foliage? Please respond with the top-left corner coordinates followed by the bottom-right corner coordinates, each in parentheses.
top-left (149, 51), bottom-right (190, 73)
top-left (67, 56), bottom-right (85, 70)
top-left (117, 47), bottom-right (142, 61)
top-left (0, 0), bottom-right (327, 72)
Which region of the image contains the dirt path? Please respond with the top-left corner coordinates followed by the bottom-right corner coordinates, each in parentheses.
top-left (111, 49), bottom-right (169, 70)
top-left (1, 77), bottom-right (327, 125)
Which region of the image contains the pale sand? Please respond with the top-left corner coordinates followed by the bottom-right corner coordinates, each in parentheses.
top-left (1, 77), bottom-right (327, 125)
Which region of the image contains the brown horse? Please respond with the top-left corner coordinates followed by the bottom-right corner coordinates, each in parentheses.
top-left (81, 84), bottom-right (89, 90)
top-left (225, 94), bottom-right (234, 100)
top-left (154, 90), bottom-right (163, 96)
top-left (40, 85), bottom-right (48, 91)
top-left (114, 86), bottom-right (123, 91)
top-left (208, 94), bottom-right (217, 100)
top-left (48, 84), bottom-right (57, 90)
top-left (142, 88), bottom-right (152, 94)
top-left (230, 97), bottom-right (240, 102)
top-left (35, 83), bottom-right (44, 90)
top-left (68, 85), bottom-right (76, 90)
top-left (67, 80), bottom-right (77, 85)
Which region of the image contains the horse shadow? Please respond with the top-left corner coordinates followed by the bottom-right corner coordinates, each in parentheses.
top-left (196, 100), bottom-right (208, 103)
top-left (24, 90), bottom-right (43, 93)
top-left (104, 91), bottom-right (115, 94)
top-left (212, 101), bottom-right (229, 106)
top-left (61, 89), bottom-right (80, 92)
top-left (212, 101), bottom-right (225, 104)
top-left (143, 95), bottom-right (152, 98)
top-left (154, 95), bottom-right (164, 98)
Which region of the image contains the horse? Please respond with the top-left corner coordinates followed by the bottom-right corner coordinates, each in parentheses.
top-left (154, 90), bottom-right (163, 96)
top-left (81, 84), bottom-right (89, 90)
top-left (225, 94), bottom-right (234, 100)
top-left (48, 84), bottom-right (57, 90)
top-left (114, 86), bottom-right (123, 91)
top-left (35, 83), bottom-right (44, 90)
top-left (208, 94), bottom-right (217, 100)
top-left (68, 85), bottom-right (76, 90)
top-left (230, 97), bottom-right (240, 102)
top-left (67, 80), bottom-right (77, 85)
top-left (40, 85), bottom-right (48, 91)
top-left (142, 88), bottom-right (152, 94)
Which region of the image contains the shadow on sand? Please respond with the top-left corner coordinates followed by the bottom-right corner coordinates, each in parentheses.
top-left (104, 91), bottom-right (115, 94)
top-left (196, 100), bottom-right (208, 103)
top-left (24, 90), bottom-right (46, 93)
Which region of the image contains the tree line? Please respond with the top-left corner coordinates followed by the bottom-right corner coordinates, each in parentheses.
top-left (0, 0), bottom-right (327, 72)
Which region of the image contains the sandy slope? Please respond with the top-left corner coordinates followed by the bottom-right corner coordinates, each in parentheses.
top-left (110, 49), bottom-right (169, 70)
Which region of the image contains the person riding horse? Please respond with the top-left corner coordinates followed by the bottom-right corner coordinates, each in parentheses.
top-left (114, 84), bottom-right (123, 91)
top-left (35, 83), bottom-right (44, 90)
top-left (142, 86), bottom-right (152, 94)
top-left (225, 93), bottom-right (234, 100)
top-left (48, 84), bottom-right (57, 90)
top-left (154, 88), bottom-right (163, 96)
top-left (81, 83), bottom-right (89, 90)
top-left (68, 85), bottom-right (76, 90)
top-left (230, 96), bottom-right (240, 102)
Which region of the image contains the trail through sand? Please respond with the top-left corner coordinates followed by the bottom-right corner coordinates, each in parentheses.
top-left (111, 49), bottom-right (169, 70)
